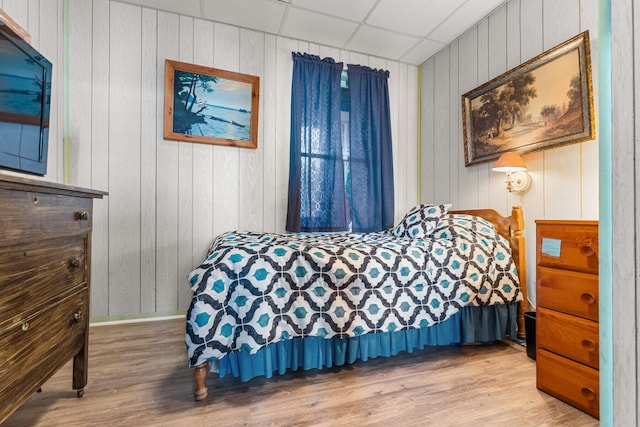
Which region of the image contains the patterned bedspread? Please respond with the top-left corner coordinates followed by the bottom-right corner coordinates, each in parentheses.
top-left (185, 214), bottom-right (522, 367)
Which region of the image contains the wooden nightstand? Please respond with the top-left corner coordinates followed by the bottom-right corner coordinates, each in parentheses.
top-left (535, 220), bottom-right (599, 419)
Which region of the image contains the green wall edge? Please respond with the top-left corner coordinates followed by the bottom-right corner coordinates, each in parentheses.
top-left (598, 0), bottom-right (612, 425)
top-left (63, 0), bottom-right (70, 185)
top-left (417, 65), bottom-right (422, 204)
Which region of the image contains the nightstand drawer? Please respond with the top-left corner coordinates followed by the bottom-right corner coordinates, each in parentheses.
top-left (537, 266), bottom-right (598, 320)
top-left (536, 221), bottom-right (598, 274)
top-left (537, 349), bottom-right (599, 419)
top-left (0, 189), bottom-right (93, 247)
top-left (537, 307), bottom-right (599, 369)
top-left (0, 236), bottom-right (87, 330)
top-left (0, 288), bottom-right (87, 419)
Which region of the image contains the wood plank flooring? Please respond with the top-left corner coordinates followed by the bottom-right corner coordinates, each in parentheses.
top-left (4, 318), bottom-right (599, 426)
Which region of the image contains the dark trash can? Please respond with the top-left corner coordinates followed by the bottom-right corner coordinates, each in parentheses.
top-left (524, 311), bottom-right (536, 360)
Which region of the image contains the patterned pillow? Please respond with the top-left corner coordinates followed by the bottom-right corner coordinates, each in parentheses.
top-left (392, 204), bottom-right (451, 239)
top-left (433, 214), bottom-right (495, 241)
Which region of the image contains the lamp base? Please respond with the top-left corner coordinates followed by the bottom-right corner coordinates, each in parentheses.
top-left (507, 171), bottom-right (532, 194)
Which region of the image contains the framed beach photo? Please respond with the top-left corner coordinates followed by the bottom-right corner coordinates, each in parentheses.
top-left (163, 60), bottom-right (259, 148)
top-left (461, 31), bottom-right (595, 166)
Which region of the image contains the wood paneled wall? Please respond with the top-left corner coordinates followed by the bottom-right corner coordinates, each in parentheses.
top-left (420, 0), bottom-right (600, 307)
top-left (0, 0), bottom-right (419, 317)
top-left (610, 0), bottom-right (639, 424)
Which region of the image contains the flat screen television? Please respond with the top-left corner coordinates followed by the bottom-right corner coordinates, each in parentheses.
top-left (0, 11), bottom-right (52, 176)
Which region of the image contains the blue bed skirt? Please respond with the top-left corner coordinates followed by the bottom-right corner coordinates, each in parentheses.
top-left (215, 303), bottom-right (519, 382)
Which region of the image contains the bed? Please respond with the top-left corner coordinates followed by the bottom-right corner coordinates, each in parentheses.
top-left (185, 205), bottom-right (528, 401)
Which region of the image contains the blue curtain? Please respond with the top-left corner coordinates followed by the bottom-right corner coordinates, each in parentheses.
top-left (286, 53), bottom-right (347, 232)
top-left (347, 65), bottom-right (395, 232)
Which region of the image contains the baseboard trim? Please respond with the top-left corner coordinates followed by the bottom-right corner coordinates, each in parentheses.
top-left (89, 313), bottom-right (186, 327)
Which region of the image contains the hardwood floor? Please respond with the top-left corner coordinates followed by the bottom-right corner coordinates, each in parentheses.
top-left (4, 317), bottom-right (599, 427)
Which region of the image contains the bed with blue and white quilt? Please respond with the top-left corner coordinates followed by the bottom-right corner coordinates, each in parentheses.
top-left (186, 205), bottom-right (527, 400)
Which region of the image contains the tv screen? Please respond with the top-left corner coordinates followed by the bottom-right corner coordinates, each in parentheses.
top-left (0, 17), bottom-right (52, 176)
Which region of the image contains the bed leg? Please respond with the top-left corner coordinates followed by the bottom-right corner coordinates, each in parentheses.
top-left (194, 361), bottom-right (209, 401)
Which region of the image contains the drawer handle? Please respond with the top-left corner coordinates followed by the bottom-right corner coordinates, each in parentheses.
top-left (21, 322), bottom-right (29, 332)
top-left (581, 339), bottom-right (597, 352)
top-left (72, 311), bottom-right (83, 323)
top-left (75, 211), bottom-right (89, 221)
top-left (70, 257), bottom-right (81, 270)
top-left (580, 293), bottom-right (596, 305)
top-left (581, 387), bottom-right (597, 401)
top-left (580, 245), bottom-right (595, 257)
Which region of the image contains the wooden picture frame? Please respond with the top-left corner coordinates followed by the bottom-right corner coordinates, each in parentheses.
top-left (163, 59), bottom-right (259, 148)
top-left (461, 31), bottom-right (595, 166)
top-left (0, 8), bottom-right (31, 43)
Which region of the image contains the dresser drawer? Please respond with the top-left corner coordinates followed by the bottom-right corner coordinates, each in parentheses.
top-left (0, 189), bottom-right (93, 247)
top-left (537, 307), bottom-right (599, 369)
top-left (537, 349), bottom-right (599, 418)
top-left (0, 288), bottom-right (88, 419)
top-left (537, 266), bottom-right (598, 320)
top-left (536, 221), bottom-right (598, 274)
top-left (0, 236), bottom-right (87, 330)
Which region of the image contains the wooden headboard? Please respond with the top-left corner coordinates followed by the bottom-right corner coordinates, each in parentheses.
top-left (449, 205), bottom-right (528, 340)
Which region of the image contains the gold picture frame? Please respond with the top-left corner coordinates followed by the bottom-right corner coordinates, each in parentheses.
top-left (163, 59), bottom-right (259, 148)
top-left (461, 31), bottom-right (595, 166)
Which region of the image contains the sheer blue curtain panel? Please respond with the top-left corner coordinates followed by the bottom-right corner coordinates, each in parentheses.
top-left (286, 53), bottom-right (347, 232)
top-left (347, 64), bottom-right (395, 232)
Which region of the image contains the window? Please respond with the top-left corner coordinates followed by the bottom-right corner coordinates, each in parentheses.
top-left (340, 71), bottom-right (351, 228)
top-left (286, 53), bottom-right (394, 233)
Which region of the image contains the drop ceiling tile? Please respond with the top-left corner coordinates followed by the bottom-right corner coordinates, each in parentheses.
top-left (345, 25), bottom-right (420, 62)
top-left (119, 0), bottom-right (506, 65)
top-left (400, 38), bottom-right (445, 65)
top-left (280, 8), bottom-right (359, 48)
top-left (291, 0), bottom-right (377, 22)
top-left (202, 0), bottom-right (286, 34)
top-left (428, 0), bottom-right (505, 43)
top-left (119, 0), bottom-right (202, 17)
top-left (366, 0), bottom-right (466, 38)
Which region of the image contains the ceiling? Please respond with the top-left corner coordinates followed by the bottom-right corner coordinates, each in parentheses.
top-left (119, 0), bottom-right (506, 65)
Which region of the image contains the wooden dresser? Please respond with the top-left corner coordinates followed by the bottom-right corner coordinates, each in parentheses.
top-left (0, 174), bottom-right (106, 423)
top-left (535, 220), bottom-right (599, 419)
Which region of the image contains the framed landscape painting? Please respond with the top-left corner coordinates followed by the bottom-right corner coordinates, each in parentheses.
top-left (163, 60), bottom-right (259, 148)
top-left (461, 31), bottom-right (595, 166)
